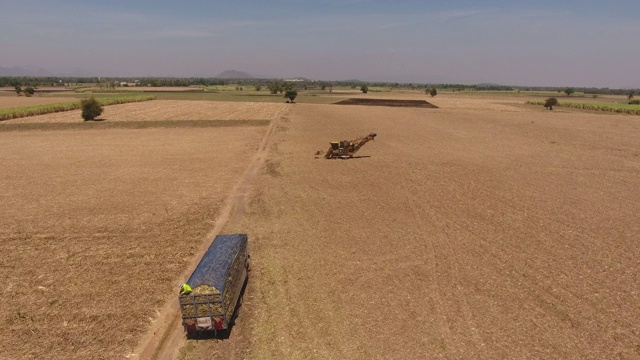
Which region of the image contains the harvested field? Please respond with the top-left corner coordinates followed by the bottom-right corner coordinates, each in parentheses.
top-left (334, 98), bottom-right (438, 108)
top-left (0, 94), bottom-right (82, 109)
top-left (1, 100), bottom-right (287, 124)
top-left (183, 98), bottom-right (640, 359)
top-left (0, 105), bottom-right (280, 359)
top-left (330, 92), bottom-right (529, 112)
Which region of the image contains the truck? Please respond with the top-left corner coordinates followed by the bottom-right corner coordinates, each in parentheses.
top-left (179, 233), bottom-right (249, 335)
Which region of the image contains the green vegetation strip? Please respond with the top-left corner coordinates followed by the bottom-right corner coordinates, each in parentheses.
top-left (526, 100), bottom-right (640, 115)
top-left (0, 119), bottom-right (270, 132)
top-left (0, 95), bottom-right (157, 121)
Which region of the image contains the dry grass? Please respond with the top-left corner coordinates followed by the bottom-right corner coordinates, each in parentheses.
top-left (0, 94), bottom-right (82, 109)
top-left (0, 123), bottom-right (269, 359)
top-left (2, 100), bottom-right (287, 124)
top-left (5, 90), bottom-right (640, 359)
top-left (193, 96), bottom-right (640, 359)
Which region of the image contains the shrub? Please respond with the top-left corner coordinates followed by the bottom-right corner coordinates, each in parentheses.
top-left (284, 90), bottom-right (298, 103)
top-left (629, 99), bottom-right (640, 105)
top-left (360, 84), bottom-right (368, 93)
top-left (80, 97), bottom-right (103, 121)
top-left (14, 86), bottom-right (22, 96)
top-left (23, 87), bottom-right (35, 97)
top-left (429, 88), bottom-right (438, 97)
top-left (544, 97), bottom-right (559, 110)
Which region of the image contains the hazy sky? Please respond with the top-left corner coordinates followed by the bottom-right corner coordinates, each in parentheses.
top-left (1, 0), bottom-right (638, 87)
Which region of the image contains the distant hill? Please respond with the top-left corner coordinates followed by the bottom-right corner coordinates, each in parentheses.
top-left (216, 70), bottom-right (253, 79)
top-left (0, 65), bottom-right (54, 76)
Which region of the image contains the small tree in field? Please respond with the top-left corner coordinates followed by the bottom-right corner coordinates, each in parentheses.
top-left (255, 85), bottom-right (262, 91)
top-left (284, 90), bottom-right (297, 103)
top-left (14, 86), bottom-right (22, 96)
top-left (429, 87), bottom-right (438, 97)
top-left (544, 97), bottom-right (558, 110)
top-left (564, 88), bottom-right (575, 96)
top-left (628, 92), bottom-right (634, 104)
top-left (360, 84), bottom-right (368, 93)
top-left (23, 86), bottom-right (35, 97)
top-left (81, 97), bottom-right (103, 121)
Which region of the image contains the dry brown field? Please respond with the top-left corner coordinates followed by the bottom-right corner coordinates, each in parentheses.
top-left (0, 102), bottom-right (283, 359)
top-left (2, 92), bottom-right (640, 359)
top-left (2, 100), bottom-right (287, 124)
top-left (0, 93), bottom-right (81, 109)
top-left (181, 94), bottom-right (640, 359)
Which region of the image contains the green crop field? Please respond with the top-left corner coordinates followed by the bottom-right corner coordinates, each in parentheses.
top-left (526, 100), bottom-right (640, 115)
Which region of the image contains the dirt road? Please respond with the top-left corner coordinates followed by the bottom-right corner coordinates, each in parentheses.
top-left (131, 107), bottom-right (288, 360)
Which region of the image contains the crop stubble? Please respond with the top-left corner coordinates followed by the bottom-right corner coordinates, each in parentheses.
top-left (2, 100), bottom-right (288, 124)
top-left (0, 110), bottom-right (272, 358)
top-left (216, 99), bottom-right (640, 359)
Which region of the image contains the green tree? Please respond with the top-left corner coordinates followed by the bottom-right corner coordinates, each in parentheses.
top-left (544, 97), bottom-right (558, 110)
top-left (14, 86), bottom-right (22, 96)
top-left (429, 87), bottom-right (438, 97)
top-left (23, 86), bottom-right (35, 97)
top-left (284, 90), bottom-right (298, 103)
top-left (267, 82), bottom-right (281, 94)
top-left (628, 92), bottom-right (634, 104)
top-left (255, 85), bottom-right (262, 91)
top-left (321, 84), bottom-right (327, 91)
top-left (564, 88), bottom-right (575, 96)
top-left (360, 84), bottom-right (369, 93)
top-left (80, 97), bottom-right (103, 121)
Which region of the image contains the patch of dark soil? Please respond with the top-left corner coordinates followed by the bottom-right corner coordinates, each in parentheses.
top-left (334, 98), bottom-right (438, 108)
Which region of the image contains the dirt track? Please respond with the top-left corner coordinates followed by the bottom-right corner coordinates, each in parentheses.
top-left (188, 100), bottom-right (640, 359)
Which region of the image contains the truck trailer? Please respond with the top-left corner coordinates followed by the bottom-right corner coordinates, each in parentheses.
top-left (179, 234), bottom-right (249, 334)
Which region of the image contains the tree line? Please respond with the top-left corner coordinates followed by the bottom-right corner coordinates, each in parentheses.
top-left (1, 76), bottom-right (637, 95)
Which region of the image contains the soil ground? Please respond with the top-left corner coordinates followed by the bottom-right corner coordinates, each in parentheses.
top-left (0, 93), bottom-right (81, 109)
top-left (2, 93), bottom-right (639, 359)
top-left (2, 100), bottom-right (287, 124)
top-left (182, 95), bottom-right (640, 359)
top-left (0, 115), bottom-right (272, 359)
top-left (334, 98), bottom-right (438, 108)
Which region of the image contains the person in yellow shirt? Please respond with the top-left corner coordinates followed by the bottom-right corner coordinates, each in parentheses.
top-left (179, 283), bottom-right (192, 295)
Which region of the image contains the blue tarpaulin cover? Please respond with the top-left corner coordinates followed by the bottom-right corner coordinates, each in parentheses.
top-left (186, 234), bottom-right (247, 293)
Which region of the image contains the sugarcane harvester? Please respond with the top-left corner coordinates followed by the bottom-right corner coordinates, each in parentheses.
top-left (324, 133), bottom-right (377, 159)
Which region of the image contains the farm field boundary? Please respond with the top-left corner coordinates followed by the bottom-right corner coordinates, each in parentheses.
top-left (0, 119), bottom-right (270, 132)
top-left (526, 100), bottom-right (640, 115)
top-left (0, 95), bottom-right (156, 121)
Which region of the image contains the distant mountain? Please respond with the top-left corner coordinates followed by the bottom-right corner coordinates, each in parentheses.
top-left (216, 70), bottom-right (253, 79)
top-left (0, 65), bottom-right (54, 76)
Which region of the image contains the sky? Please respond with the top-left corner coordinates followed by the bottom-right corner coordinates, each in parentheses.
top-left (0, 0), bottom-right (638, 88)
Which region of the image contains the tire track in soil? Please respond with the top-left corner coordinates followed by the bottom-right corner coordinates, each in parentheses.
top-left (129, 109), bottom-right (287, 360)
